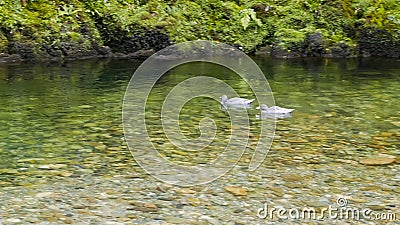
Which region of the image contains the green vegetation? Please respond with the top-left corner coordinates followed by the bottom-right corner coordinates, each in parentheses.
top-left (0, 0), bottom-right (399, 58)
top-left (0, 0), bottom-right (101, 52)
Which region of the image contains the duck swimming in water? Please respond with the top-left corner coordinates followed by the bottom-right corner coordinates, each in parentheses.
top-left (220, 95), bottom-right (255, 109)
top-left (257, 104), bottom-right (294, 114)
top-left (256, 104), bottom-right (294, 119)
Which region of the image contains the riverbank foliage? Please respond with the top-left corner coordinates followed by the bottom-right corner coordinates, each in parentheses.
top-left (0, 0), bottom-right (400, 58)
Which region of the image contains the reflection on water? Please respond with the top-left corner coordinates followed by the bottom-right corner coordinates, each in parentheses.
top-left (0, 57), bottom-right (399, 183)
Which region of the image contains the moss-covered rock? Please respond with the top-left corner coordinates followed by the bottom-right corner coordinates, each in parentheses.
top-left (0, 31), bottom-right (7, 53)
top-left (358, 28), bottom-right (400, 57)
top-left (302, 33), bottom-right (326, 57)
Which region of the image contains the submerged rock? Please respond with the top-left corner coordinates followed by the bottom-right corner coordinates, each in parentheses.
top-left (128, 201), bottom-right (158, 212)
top-left (224, 186), bottom-right (247, 196)
top-left (359, 157), bottom-right (396, 166)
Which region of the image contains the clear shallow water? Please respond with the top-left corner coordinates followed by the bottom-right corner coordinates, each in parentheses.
top-left (0, 57), bottom-right (399, 224)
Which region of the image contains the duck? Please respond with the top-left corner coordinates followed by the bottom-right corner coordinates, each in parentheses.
top-left (257, 104), bottom-right (294, 114)
top-left (220, 95), bottom-right (255, 109)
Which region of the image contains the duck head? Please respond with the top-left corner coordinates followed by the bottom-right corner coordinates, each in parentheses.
top-left (256, 104), bottom-right (269, 110)
top-left (220, 95), bottom-right (228, 103)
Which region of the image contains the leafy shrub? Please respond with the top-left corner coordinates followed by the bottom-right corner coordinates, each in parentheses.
top-left (0, 0), bottom-right (399, 55)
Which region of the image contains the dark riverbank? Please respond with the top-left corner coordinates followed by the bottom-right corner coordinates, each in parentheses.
top-left (1, 1), bottom-right (399, 63)
top-left (0, 29), bottom-right (170, 63)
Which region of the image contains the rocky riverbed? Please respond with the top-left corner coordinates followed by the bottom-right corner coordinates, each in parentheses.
top-left (0, 115), bottom-right (398, 225)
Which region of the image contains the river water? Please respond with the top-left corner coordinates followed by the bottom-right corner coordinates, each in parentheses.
top-left (0, 57), bottom-right (398, 224)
